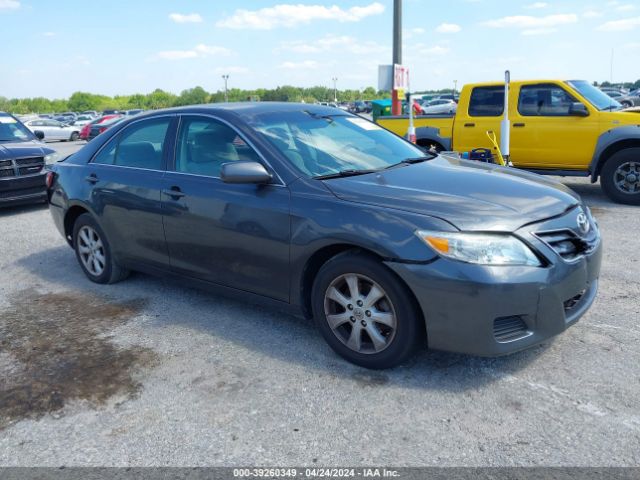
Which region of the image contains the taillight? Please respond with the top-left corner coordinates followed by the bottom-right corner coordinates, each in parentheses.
top-left (46, 171), bottom-right (56, 189)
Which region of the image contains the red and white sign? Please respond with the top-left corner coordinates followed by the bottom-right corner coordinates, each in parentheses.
top-left (393, 64), bottom-right (409, 90)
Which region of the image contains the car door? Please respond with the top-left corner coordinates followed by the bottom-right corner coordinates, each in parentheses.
top-left (452, 85), bottom-right (503, 154)
top-left (161, 114), bottom-right (291, 302)
top-left (46, 120), bottom-right (66, 140)
top-left (86, 115), bottom-right (175, 269)
top-left (509, 83), bottom-right (599, 169)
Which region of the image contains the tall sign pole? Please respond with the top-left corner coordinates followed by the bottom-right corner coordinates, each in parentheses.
top-left (392, 0), bottom-right (402, 115)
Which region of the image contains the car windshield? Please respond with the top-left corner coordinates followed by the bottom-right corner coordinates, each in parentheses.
top-left (249, 111), bottom-right (428, 178)
top-left (0, 115), bottom-right (34, 143)
top-left (567, 80), bottom-right (622, 111)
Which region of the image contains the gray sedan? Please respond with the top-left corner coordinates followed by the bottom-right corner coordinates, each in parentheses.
top-left (46, 103), bottom-right (602, 369)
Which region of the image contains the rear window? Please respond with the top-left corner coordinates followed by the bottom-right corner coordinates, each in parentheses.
top-left (468, 87), bottom-right (504, 117)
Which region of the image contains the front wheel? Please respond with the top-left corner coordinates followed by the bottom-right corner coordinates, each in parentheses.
top-left (73, 213), bottom-right (130, 284)
top-left (311, 251), bottom-right (423, 369)
top-left (600, 148), bottom-right (640, 205)
top-left (70, 132), bottom-right (80, 141)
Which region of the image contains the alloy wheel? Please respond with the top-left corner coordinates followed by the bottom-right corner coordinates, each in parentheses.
top-left (77, 225), bottom-right (106, 277)
top-left (323, 273), bottom-right (397, 354)
top-left (614, 161), bottom-right (640, 194)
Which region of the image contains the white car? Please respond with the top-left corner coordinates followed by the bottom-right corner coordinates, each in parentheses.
top-left (71, 115), bottom-right (95, 127)
top-left (24, 119), bottom-right (81, 142)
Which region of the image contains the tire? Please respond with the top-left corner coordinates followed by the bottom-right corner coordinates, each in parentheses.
top-left (600, 147), bottom-right (640, 205)
top-left (70, 132), bottom-right (80, 141)
top-left (621, 101), bottom-right (633, 108)
top-left (72, 213), bottom-right (130, 284)
top-left (311, 251), bottom-right (424, 369)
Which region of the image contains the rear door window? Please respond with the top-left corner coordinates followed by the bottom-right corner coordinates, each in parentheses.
top-left (93, 118), bottom-right (170, 170)
top-left (468, 87), bottom-right (505, 117)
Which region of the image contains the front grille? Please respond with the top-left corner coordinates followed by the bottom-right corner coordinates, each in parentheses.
top-left (15, 157), bottom-right (44, 166)
top-left (493, 316), bottom-right (529, 342)
top-left (19, 165), bottom-right (44, 175)
top-left (564, 290), bottom-right (586, 312)
top-left (0, 186), bottom-right (45, 199)
top-left (0, 160), bottom-right (12, 168)
top-left (0, 168), bottom-right (14, 178)
top-left (535, 230), bottom-right (595, 262)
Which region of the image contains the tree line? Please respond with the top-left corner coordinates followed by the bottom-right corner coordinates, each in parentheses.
top-left (0, 86), bottom-right (393, 115)
top-left (3, 80), bottom-right (638, 115)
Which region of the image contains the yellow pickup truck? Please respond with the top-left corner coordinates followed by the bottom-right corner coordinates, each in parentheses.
top-left (377, 80), bottom-right (640, 204)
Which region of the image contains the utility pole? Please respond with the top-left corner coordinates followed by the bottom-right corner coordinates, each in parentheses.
top-left (222, 74), bottom-right (229, 102)
top-left (332, 77), bottom-right (338, 103)
top-left (453, 80), bottom-right (458, 95)
top-left (392, 0), bottom-right (402, 115)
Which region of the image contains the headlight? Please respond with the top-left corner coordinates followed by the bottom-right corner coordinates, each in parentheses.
top-left (44, 152), bottom-right (61, 164)
top-left (416, 230), bottom-right (541, 266)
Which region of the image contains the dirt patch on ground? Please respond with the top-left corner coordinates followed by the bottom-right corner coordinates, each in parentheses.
top-left (0, 291), bottom-right (157, 429)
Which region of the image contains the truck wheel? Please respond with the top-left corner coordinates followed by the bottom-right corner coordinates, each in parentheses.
top-left (600, 148), bottom-right (640, 205)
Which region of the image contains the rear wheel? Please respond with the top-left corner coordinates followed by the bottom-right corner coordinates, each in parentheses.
top-left (73, 213), bottom-right (129, 284)
top-left (312, 251), bottom-right (423, 369)
top-left (600, 148), bottom-right (640, 205)
top-left (70, 132), bottom-right (80, 141)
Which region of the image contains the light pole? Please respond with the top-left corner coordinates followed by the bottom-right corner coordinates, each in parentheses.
top-left (392, 0), bottom-right (402, 115)
top-left (222, 74), bottom-right (229, 102)
top-left (453, 80), bottom-right (458, 95)
top-left (332, 77), bottom-right (338, 103)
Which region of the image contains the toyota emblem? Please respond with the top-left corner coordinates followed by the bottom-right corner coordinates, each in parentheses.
top-left (576, 212), bottom-right (590, 235)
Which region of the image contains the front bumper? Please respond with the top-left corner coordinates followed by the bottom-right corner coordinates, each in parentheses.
top-left (0, 173), bottom-right (47, 207)
top-left (386, 210), bottom-right (603, 356)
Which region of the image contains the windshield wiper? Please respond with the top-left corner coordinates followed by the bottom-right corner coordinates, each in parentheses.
top-left (384, 153), bottom-right (437, 170)
top-left (313, 169), bottom-right (379, 180)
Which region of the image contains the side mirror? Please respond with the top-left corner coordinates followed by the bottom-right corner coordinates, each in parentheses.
top-left (220, 161), bottom-right (272, 184)
top-left (34, 130), bottom-right (45, 140)
top-left (569, 102), bottom-right (589, 117)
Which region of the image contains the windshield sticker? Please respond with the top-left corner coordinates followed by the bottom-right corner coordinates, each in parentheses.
top-left (0, 117), bottom-right (18, 124)
top-left (345, 117), bottom-right (383, 131)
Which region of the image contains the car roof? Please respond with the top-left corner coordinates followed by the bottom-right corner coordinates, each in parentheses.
top-left (138, 102), bottom-right (348, 119)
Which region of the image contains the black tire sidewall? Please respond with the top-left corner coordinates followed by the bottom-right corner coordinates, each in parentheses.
top-left (73, 213), bottom-right (115, 284)
top-left (601, 148), bottom-right (640, 205)
top-left (311, 252), bottom-right (423, 369)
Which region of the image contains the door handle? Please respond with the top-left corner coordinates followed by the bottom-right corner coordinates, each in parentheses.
top-left (85, 174), bottom-right (98, 184)
top-left (464, 123), bottom-right (475, 127)
top-left (513, 123), bottom-right (526, 127)
top-left (162, 187), bottom-right (185, 199)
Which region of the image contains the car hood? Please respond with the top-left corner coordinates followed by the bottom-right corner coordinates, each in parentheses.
top-left (0, 141), bottom-right (54, 160)
top-left (322, 156), bottom-right (580, 232)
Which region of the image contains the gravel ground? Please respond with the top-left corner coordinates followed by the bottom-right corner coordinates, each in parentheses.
top-left (0, 141), bottom-right (638, 466)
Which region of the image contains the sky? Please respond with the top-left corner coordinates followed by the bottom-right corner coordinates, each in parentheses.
top-left (1, 0), bottom-right (639, 98)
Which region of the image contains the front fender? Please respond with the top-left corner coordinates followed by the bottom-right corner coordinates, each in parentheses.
top-left (590, 125), bottom-right (640, 182)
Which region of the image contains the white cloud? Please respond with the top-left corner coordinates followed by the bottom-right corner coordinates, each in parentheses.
top-left (169, 13), bottom-right (203, 23)
top-left (597, 16), bottom-right (640, 31)
top-left (435, 23), bottom-right (462, 33)
top-left (0, 0), bottom-right (19, 9)
top-left (42, 31), bottom-right (56, 37)
top-left (413, 44), bottom-right (450, 56)
top-left (583, 10), bottom-right (603, 18)
top-left (403, 27), bottom-right (425, 39)
top-left (524, 2), bottom-right (548, 9)
top-left (616, 4), bottom-right (637, 12)
top-left (483, 14), bottom-right (578, 29)
top-left (280, 60), bottom-right (321, 69)
top-left (522, 27), bottom-right (557, 35)
top-left (152, 44), bottom-right (231, 61)
top-left (216, 2), bottom-right (384, 29)
top-left (278, 35), bottom-right (387, 55)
